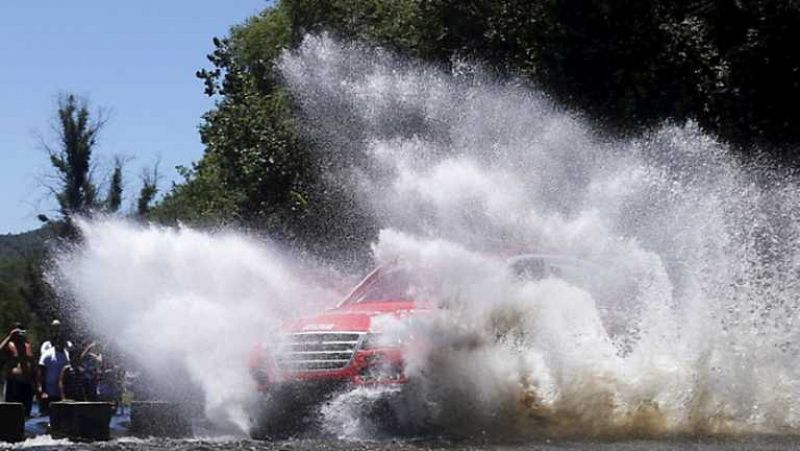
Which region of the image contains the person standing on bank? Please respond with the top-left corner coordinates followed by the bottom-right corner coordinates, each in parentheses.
top-left (0, 329), bottom-right (6, 402)
top-left (58, 363), bottom-right (85, 401)
top-left (1, 323), bottom-right (37, 417)
top-left (0, 326), bottom-right (17, 399)
top-left (40, 319), bottom-right (72, 355)
top-left (38, 334), bottom-right (70, 415)
top-left (77, 341), bottom-right (102, 401)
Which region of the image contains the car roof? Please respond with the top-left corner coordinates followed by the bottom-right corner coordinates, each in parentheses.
top-left (339, 253), bottom-right (598, 307)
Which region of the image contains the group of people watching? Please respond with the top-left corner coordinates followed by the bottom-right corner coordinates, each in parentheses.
top-left (0, 320), bottom-right (124, 417)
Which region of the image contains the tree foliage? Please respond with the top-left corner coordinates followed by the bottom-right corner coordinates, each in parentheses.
top-left (154, 0), bottom-right (800, 263)
top-left (0, 229), bottom-right (50, 338)
top-left (106, 157), bottom-right (124, 213)
top-left (47, 94), bottom-right (105, 220)
top-left (45, 94), bottom-right (134, 238)
top-left (136, 165), bottom-right (160, 217)
top-left (156, 4), bottom-right (375, 263)
top-left (279, 0), bottom-right (800, 149)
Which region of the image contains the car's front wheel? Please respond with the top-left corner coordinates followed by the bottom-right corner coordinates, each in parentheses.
top-left (250, 388), bottom-right (323, 440)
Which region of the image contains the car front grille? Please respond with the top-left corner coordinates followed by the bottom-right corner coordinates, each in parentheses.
top-left (276, 332), bottom-right (363, 372)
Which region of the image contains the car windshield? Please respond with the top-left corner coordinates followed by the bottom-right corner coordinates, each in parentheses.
top-left (508, 254), bottom-right (599, 289)
top-left (349, 267), bottom-right (417, 304)
top-left (345, 255), bottom-right (596, 305)
top-left (510, 257), bottom-right (563, 280)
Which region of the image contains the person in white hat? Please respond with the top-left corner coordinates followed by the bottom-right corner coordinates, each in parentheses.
top-left (40, 319), bottom-right (72, 355)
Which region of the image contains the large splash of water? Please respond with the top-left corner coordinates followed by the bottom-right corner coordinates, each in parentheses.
top-left (278, 35), bottom-right (800, 437)
top-left (50, 221), bottom-right (340, 431)
top-left (52, 34), bottom-right (800, 439)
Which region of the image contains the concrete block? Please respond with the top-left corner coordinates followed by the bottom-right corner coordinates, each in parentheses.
top-left (130, 401), bottom-right (192, 438)
top-left (50, 402), bottom-right (112, 441)
top-left (0, 402), bottom-right (25, 443)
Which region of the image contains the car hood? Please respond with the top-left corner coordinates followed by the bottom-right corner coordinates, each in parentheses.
top-left (284, 300), bottom-right (424, 333)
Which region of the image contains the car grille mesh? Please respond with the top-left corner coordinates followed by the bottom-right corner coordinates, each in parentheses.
top-left (276, 332), bottom-right (363, 372)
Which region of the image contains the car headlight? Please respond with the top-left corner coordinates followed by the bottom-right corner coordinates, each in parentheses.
top-left (360, 333), bottom-right (384, 350)
top-left (359, 354), bottom-right (405, 381)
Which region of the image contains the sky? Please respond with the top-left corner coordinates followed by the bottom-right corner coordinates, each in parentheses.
top-left (0, 1), bottom-right (270, 234)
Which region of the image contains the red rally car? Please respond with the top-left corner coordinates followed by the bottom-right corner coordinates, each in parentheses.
top-left (248, 262), bottom-right (429, 438)
top-left (247, 254), bottom-right (590, 438)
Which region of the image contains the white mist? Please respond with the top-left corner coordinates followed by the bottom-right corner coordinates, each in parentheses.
top-left (51, 33), bottom-right (800, 439)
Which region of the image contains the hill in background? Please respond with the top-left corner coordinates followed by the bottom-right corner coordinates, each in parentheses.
top-left (0, 227), bottom-right (51, 342)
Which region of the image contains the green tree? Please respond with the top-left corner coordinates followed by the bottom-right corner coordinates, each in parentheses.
top-left (0, 230), bottom-right (49, 339)
top-left (136, 165), bottom-right (159, 217)
top-left (150, 158), bottom-right (239, 226)
top-left (46, 94), bottom-right (104, 219)
top-left (155, 0), bottom-right (800, 266)
top-left (278, 0), bottom-right (800, 152)
top-left (44, 94), bottom-right (127, 237)
top-left (106, 157), bottom-right (124, 213)
top-left (156, 5), bottom-right (375, 263)
top-left (28, 94), bottom-right (129, 336)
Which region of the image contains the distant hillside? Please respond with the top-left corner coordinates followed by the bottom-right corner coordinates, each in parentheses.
top-left (0, 227), bottom-right (50, 339)
top-left (0, 227), bottom-right (49, 262)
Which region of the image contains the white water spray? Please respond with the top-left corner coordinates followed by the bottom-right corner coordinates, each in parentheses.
top-left (279, 35), bottom-right (800, 437)
top-left (51, 221), bottom-right (339, 431)
top-left (52, 34), bottom-right (800, 439)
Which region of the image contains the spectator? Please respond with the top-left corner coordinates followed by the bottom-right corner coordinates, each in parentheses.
top-left (40, 319), bottom-right (72, 355)
top-left (1, 323), bottom-right (37, 417)
top-left (76, 341), bottom-right (102, 401)
top-left (0, 327), bottom-right (12, 398)
top-left (38, 334), bottom-right (70, 415)
top-left (97, 345), bottom-right (125, 414)
top-left (0, 334), bottom-right (5, 403)
top-left (59, 364), bottom-right (84, 401)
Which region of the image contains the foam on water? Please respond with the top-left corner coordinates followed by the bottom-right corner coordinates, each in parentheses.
top-left (51, 34), bottom-right (800, 439)
top-left (7, 435), bottom-right (73, 449)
